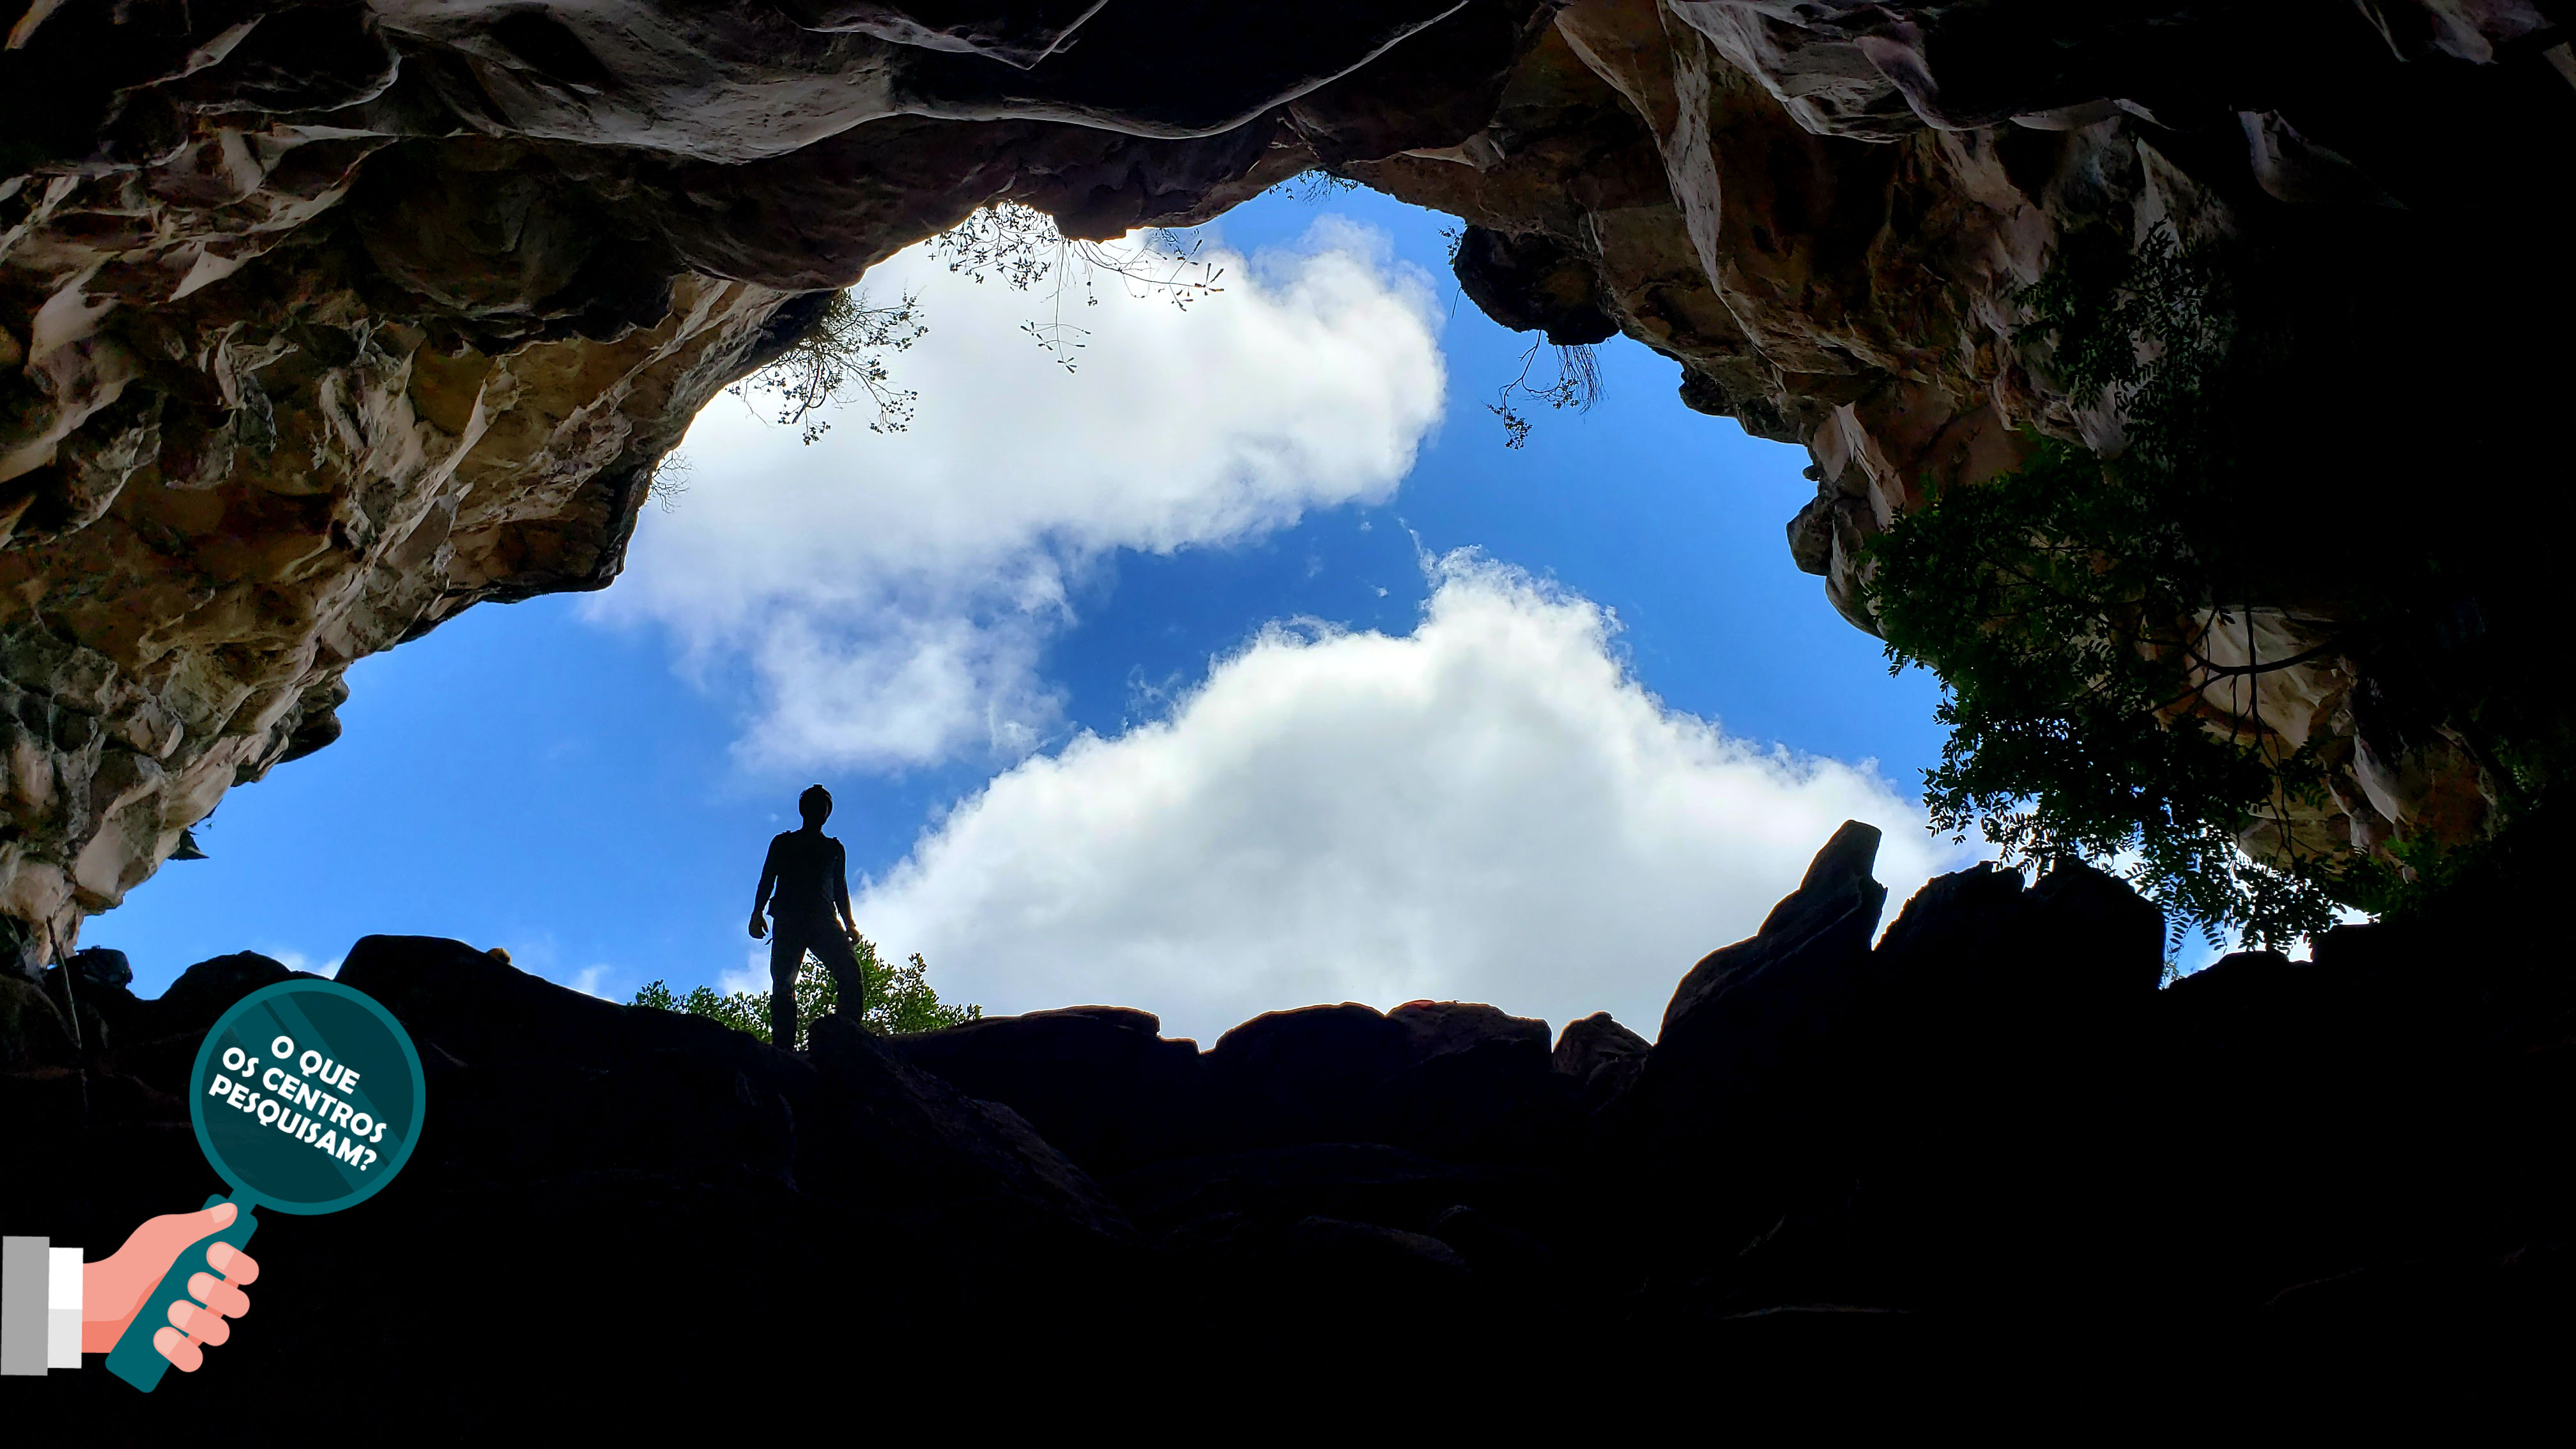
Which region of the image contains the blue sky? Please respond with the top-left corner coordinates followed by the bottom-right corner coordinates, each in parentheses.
top-left (93, 187), bottom-right (1995, 1041)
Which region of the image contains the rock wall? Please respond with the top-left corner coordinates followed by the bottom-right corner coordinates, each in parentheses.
top-left (6, 0), bottom-right (2573, 963)
top-left (1381, 0), bottom-right (2576, 871)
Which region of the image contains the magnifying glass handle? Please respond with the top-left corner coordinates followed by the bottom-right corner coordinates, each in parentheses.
top-left (105, 1194), bottom-right (259, 1393)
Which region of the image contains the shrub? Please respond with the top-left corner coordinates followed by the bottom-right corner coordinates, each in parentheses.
top-left (632, 933), bottom-right (979, 1048)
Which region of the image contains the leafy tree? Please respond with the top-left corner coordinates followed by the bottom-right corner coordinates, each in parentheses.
top-left (1860, 226), bottom-right (2353, 948)
top-left (631, 932), bottom-right (979, 1048)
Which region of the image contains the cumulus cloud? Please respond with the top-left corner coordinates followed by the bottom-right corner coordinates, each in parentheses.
top-left (591, 215), bottom-right (1446, 772)
top-left (855, 553), bottom-right (1972, 1044)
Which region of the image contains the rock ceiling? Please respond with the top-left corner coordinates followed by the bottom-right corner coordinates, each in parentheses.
top-left (3, 0), bottom-right (2569, 965)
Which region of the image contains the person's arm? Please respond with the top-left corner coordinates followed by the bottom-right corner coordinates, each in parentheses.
top-left (749, 838), bottom-right (779, 939)
top-left (832, 839), bottom-right (856, 935)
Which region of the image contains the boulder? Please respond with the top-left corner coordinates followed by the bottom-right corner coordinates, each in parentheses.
top-left (1105, 1141), bottom-right (1542, 1240)
top-left (803, 1012), bottom-right (1137, 1245)
top-left (2025, 860), bottom-right (2166, 998)
top-left (1631, 820), bottom-right (1890, 1144)
top-left (1191, 999), bottom-right (1575, 1160)
top-left (67, 946), bottom-right (132, 988)
top-left (1619, 827), bottom-right (2182, 1305)
top-left (1552, 1011), bottom-right (1648, 1079)
top-left (890, 1005), bottom-right (1206, 1175)
top-left (1552, 1011), bottom-right (1649, 1113)
top-left (338, 935), bottom-right (1135, 1245)
top-left (1450, 226), bottom-right (1621, 345)
top-left (1389, 999), bottom-right (1550, 1063)
top-left (1375, 1032), bottom-right (1571, 1160)
top-left (13, 887), bottom-right (2576, 1419)
top-left (40, 947), bottom-right (151, 1055)
top-left (1289, 1215), bottom-right (1475, 1288)
top-left (0, 973), bottom-right (76, 1070)
top-left (1870, 860), bottom-right (2032, 973)
top-left (150, 951), bottom-right (317, 1038)
top-left (1870, 858), bottom-right (2167, 1038)
top-left (1205, 1002), bottom-right (1411, 1149)
top-left (1426, 1202), bottom-right (1558, 1300)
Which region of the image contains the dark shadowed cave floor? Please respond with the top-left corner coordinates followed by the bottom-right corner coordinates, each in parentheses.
top-left (9, 823), bottom-right (2574, 1425)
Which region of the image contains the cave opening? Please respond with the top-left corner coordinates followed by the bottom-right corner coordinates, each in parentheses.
top-left (9, 0), bottom-right (2576, 1405)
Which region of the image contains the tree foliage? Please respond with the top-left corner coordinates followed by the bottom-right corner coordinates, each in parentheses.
top-left (1487, 340), bottom-right (1600, 449)
top-left (631, 932), bottom-right (979, 1048)
top-left (1861, 226), bottom-right (2351, 948)
top-left (927, 200), bottom-right (1224, 372)
top-left (730, 202), bottom-right (1227, 443)
top-left (730, 288), bottom-right (927, 443)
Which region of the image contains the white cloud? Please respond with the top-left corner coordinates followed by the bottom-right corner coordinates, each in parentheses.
top-left (720, 951), bottom-right (769, 997)
top-left (267, 949), bottom-right (343, 979)
top-left (855, 553), bottom-right (1971, 1044)
top-left (591, 215), bottom-right (1446, 772)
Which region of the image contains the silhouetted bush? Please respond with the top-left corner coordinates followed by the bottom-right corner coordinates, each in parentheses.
top-left (632, 933), bottom-right (979, 1046)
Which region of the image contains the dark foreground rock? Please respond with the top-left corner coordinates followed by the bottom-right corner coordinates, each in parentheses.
top-left (11, 825), bottom-right (2576, 1419)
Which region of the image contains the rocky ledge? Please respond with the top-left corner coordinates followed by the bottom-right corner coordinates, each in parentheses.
top-left (9, 822), bottom-right (2570, 1416)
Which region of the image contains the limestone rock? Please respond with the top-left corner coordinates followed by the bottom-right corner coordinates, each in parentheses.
top-left (0, 972), bottom-right (76, 1069)
top-left (12, 834), bottom-right (2576, 1414)
top-left (1552, 1009), bottom-right (1649, 1112)
top-left (1206, 1000), bottom-right (1411, 1147)
top-left (1287, 1213), bottom-right (1474, 1287)
top-left (66, 945), bottom-right (132, 988)
top-left (1388, 998), bottom-right (1551, 1062)
top-left (148, 949), bottom-right (314, 1038)
top-left (1625, 820), bottom-right (1889, 1160)
top-left (7, 0), bottom-right (2571, 960)
top-left (1425, 1200), bottom-right (1557, 1298)
top-left (889, 1004), bottom-right (1206, 1176)
top-left (1552, 1010), bottom-right (1648, 1078)
top-left (340, 933), bottom-right (1138, 1241)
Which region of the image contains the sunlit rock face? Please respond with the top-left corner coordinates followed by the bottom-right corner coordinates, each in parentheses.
top-left (0, 0), bottom-right (1510, 967)
top-left (2, 0), bottom-right (2570, 963)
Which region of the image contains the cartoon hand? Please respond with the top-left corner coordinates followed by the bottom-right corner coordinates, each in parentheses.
top-left (81, 1202), bottom-right (261, 1370)
top-left (749, 912), bottom-right (768, 940)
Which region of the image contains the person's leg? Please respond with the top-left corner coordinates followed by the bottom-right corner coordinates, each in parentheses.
top-left (809, 928), bottom-right (866, 1025)
top-left (768, 926), bottom-right (806, 1049)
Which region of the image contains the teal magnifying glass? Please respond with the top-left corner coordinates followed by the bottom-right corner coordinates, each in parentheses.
top-left (107, 978), bottom-right (427, 1392)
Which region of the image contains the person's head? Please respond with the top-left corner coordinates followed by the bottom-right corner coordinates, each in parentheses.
top-left (798, 785), bottom-right (832, 827)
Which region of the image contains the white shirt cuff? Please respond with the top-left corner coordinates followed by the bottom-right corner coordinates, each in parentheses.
top-left (48, 1247), bottom-right (80, 1368)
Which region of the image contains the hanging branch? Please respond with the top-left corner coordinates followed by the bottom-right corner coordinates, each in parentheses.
top-left (929, 201), bottom-right (1225, 373)
top-left (730, 289), bottom-right (927, 443)
top-left (1488, 340), bottom-right (1601, 448)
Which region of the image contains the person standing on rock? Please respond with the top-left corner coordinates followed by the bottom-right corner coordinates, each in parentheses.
top-left (749, 785), bottom-right (866, 1050)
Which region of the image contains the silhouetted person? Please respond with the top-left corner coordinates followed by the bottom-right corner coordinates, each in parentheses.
top-left (750, 785), bottom-right (866, 1049)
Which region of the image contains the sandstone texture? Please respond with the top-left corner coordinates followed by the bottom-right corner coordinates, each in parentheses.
top-left (6, 0), bottom-right (2574, 962)
top-left (10, 824), bottom-right (2570, 1416)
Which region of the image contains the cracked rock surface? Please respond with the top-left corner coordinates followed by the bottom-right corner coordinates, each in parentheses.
top-left (4, 0), bottom-right (2572, 962)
